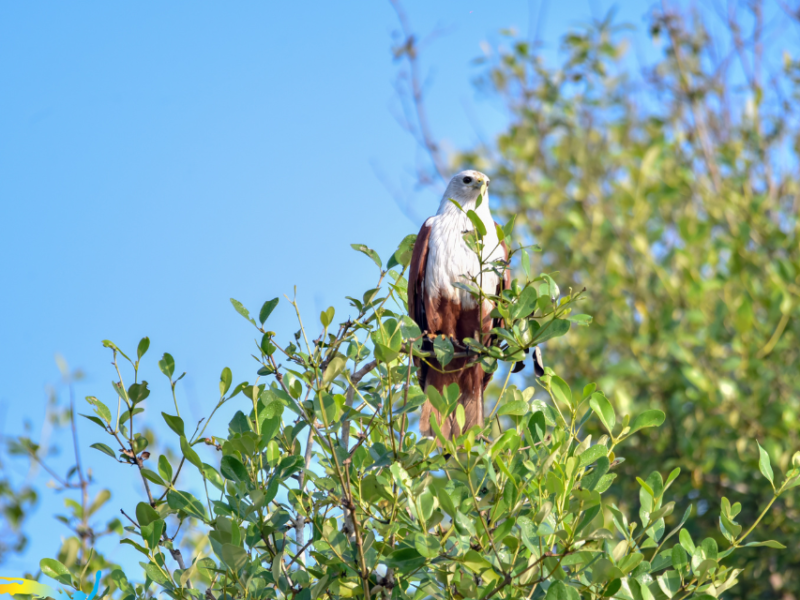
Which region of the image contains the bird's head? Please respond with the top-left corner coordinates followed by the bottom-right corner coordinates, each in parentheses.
top-left (443, 170), bottom-right (490, 208)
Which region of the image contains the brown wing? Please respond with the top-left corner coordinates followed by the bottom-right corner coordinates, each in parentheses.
top-left (408, 221), bottom-right (432, 388)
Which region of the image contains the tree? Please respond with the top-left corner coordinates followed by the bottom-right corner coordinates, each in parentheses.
top-left (452, 2), bottom-right (800, 597)
top-left (13, 228), bottom-right (795, 599)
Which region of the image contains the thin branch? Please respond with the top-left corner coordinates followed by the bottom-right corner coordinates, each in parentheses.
top-left (389, 0), bottom-right (449, 182)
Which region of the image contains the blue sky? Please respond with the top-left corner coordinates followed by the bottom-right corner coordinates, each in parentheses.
top-left (1, 0), bottom-right (656, 574)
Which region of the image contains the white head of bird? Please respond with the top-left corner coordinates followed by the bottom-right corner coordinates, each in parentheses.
top-left (437, 169), bottom-right (490, 215)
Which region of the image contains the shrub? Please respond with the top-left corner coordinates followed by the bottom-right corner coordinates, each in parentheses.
top-left (40, 232), bottom-right (795, 599)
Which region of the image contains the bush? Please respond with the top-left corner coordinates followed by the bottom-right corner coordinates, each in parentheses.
top-left (33, 230), bottom-right (795, 599)
top-left (455, 3), bottom-right (800, 596)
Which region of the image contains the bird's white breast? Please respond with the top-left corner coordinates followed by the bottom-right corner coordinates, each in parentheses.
top-left (424, 208), bottom-right (504, 309)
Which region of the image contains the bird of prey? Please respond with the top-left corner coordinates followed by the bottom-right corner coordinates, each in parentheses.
top-left (408, 170), bottom-right (509, 439)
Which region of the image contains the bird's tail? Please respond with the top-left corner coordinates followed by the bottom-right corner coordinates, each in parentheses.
top-left (419, 360), bottom-right (484, 440)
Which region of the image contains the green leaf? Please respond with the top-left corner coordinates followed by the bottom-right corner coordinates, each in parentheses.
top-left (314, 392), bottom-right (341, 425)
top-left (136, 501), bottom-right (160, 527)
top-left (566, 314), bottom-right (592, 325)
top-left (511, 285), bottom-right (538, 320)
top-left (526, 411), bottom-right (546, 444)
top-left (433, 336), bottom-right (454, 367)
top-left (743, 540), bottom-right (786, 549)
top-left (137, 337), bottom-right (150, 360)
top-left (619, 552), bottom-right (644, 574)
top-left (498, 400), bottom-right (528, 416)
top-left (757, 441), bottom-right (774, 487)
top-left (161, 412), bottom-right (185, 437)
top-left (167, 490), bottom-right (207, 521)
top-left (387, 234), bottom-right (417, 269)
top-left (102, 339), bottom-right (131, 361)
top-left (140, 518), bottom-right (164, 550)
top-left (263, 476), bottom-right (280, 505)
top-left (87, 489), bottom-right (111, 516)
top-left (321, 356), bottom-right (346, 387)
top-left (636, 477), bottom-right (655, 497)
top-left (414, 533), bottom-right (440, 558)
top-left (220, 544), bottom-right (249, 571)
top-left (120, 537), bottom-right (149, 556)
top-left (40, 558), bottom-right (72, 586)
top-left (671, 544), bottom-right (689, 571)
top-left (351, 243), bottom-right (382, 268)
top-left (679, 529), bottom-right (696, 554)
top-left (320, 306), bottom-right (335, 328)
top-left (158, 455), bottom-right (173, 482)
top-left (374, 342), bottom-right (399, 363)
top-left (219, 367), bottom-right (232, 397)
top-left (266, 440), bottom-right (280, 466)
top-left (581, 457), bottom-right (610, 491)
top-left (220, 455), bottom-right (250, 483)
top-left (519, 247), bottom-right (531, 280)
top-left (180, 436), bottom-right (203, 470)
top-left (462, 549), bottom-right (496, 578)
top-left (577, 444), bottom-right (608, 467)
top-left (230, 298), bottom-right (256, 325)
top-left (90, 442), bottom-right (117, 459)
top-left (455, 404), bottom-right (466, 431)
top-left (140, 562), bottom-right (170, 586)
top-left (665, 467), bottom-right (681, 489)
top-left (80, 414), bottom-right (106, 429)
top-left (544, 581), bottom-right (580, 600)
top-left (495, 221), bottom-right (505, 242)
top-left (591, 558), bottom-right (623, 584)
top-left (141, 468), bottom-right (166, 486)
top-left (533, 319), bottom-right (570, 343)
top-left (158, 353), bottom-right (175, 379)
top-left (436, 486), bottom-right (457, 518)
top-left (466, 210), bottom-right (487, 237)
top-left (259, 298), bottom-right (279, 324)
top-left (85, 396), bottom-right (112, 424)
top-left (128, 381), bottom-right (150, 405)
top-left (657, 570), bottom-right (682, 598)
top-left (550, 376), bottom-right (573, 407)
top-left (628, 410), bottom-right (666, 435)
top-left (589, 393), bottom-right (616, 433)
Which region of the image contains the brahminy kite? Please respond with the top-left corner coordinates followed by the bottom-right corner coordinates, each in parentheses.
top-left (408, 170), bottom-right (510, 439)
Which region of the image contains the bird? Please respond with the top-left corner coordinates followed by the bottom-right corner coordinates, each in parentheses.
top-left (407, 169), bottom-right (510, 439)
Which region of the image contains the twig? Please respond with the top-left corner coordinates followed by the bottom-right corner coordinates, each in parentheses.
top-left (389, 0), bottom-right (449, 182)
top-left (120, 509), bottom-right (139, 528)
top-left (170, 548), bottom-right (193, 589)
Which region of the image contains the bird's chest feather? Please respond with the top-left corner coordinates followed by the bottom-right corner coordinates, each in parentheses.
top-left (425, 211), bottom-right (503, 308)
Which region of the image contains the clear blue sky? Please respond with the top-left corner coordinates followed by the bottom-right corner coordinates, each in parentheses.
top-left (0, 0), bottom-right (655, 574)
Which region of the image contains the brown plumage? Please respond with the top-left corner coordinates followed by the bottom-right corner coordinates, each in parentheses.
top-left (407, 170), bottom-right (510, 439)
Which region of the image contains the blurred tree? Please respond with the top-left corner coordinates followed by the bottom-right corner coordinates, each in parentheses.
top-left (0, 465), bottom-right (36, 565)
top-left (450, 1), bottom-right (800, 597)
top-left (1, 358), bottom-right (122, 586)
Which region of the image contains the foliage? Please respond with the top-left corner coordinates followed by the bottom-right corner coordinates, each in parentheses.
top-left (0, 468), bottom-right (36, 564)
top-left (2, 361), bottom-right (122, 581)
top-left (456, 2), bottom-right (800, 597)
top-left (17, 231), bottom-right (794, 600)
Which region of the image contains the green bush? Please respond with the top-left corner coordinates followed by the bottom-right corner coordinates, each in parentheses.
top-left (455, 3), bottom-right (800, 597)
top-left (31, 230), bottom-right (795, 599)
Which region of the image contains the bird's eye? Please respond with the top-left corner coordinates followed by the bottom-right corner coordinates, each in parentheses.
top-left (462, 176), bottom-right (473, 184)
